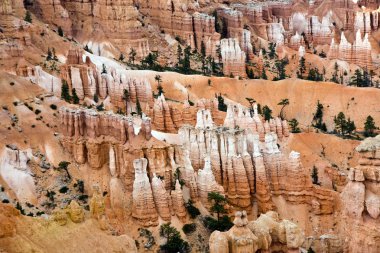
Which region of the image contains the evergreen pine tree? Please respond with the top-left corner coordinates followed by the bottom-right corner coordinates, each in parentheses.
top-left (217, 94), bottom-right (227, 112)
top-left (331, 62), bottom-right (339, 84)
top-left (101, 64), bottom-right (107, 74)
top-left (58, 26), bottom-right (64, 37)
top-left (182, 46), bottom-right (192, 74)
top-left (119, 53), bottom-right (125, 62)
top-left (136, 97), bottom-right (142, 116)
top-left (24, 11), bottom-right (32, 23)
top-left (72, 88), bottom-right (79, 104)
top-left (52, 48), bottom-right (58, 61)
top-left (312, 100), bottom-right (327, 131)
top-left (261, 68), bottom-right (268, 80)
top-left (364, 115), bottom-right (377, 137)
top-left (349, 69), bottom-right (364, 87)
top-left (129, 48), bottom-right (137, 64)
top-left (289, 118), bottom-right (301, 133)
top-left (201, 41), bottom-right (207, 74)
top-left (311, 166), bottom-right (320, 185)
top-left (46, 48), bottom-right (53, 61)
top-left (297, 56), bottom-right (306, 79)
top-left (268, 42), bottom-right (277, 59)
top-left (122, 88), bottom-right (130, 113)
top-left (262, 105), bottom-right (273, 121)
top-left (177, 44), bottom-right (183, 66)
top-left (61, 80), bottom-right (71, 102)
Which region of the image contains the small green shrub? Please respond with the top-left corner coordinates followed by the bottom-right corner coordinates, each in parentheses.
top-left (50, 104), bottom-right (57, 110)
top-left (59, 186), bottom-right (69, 194)
top-left (185, 200), bottom-right (200, 218)
top-left (182, 223), bottom-right (196, 234)
top-left (203, 215), bottom-right (233, 232)
top-left (78, 194), bottom-right (88, 201)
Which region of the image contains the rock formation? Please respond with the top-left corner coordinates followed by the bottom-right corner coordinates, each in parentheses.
top-left (329, 30), bottom-right (372, 69)
top-left (60, 50), bottom-right (154, 111)
top-left (68, 200), bottom-right (85, 223)
top-left (28, 0), bottom-right (149, 57)
top-left (180, 106), bottom-right (333, 215)
top-left (193, 12), bottom-right (221, 57)
top-left (220, 38), bottom-right (246, 78)
top-left (89, 185), bottom-right (106, 222)
top-left (341, 135), bottom-right (380, 252)
top-left (0, 145), bottom-right (36, 204)
top-left (132, 158), bottom-right (158, 226)
top-left (209, 210), bottom-right (305, 253)
top-left (151, 173), bottom-right (171, 221)
top-left (171, 180), bottom-right (187, 222)
top-left (149, 97), bottom-right (222, 132)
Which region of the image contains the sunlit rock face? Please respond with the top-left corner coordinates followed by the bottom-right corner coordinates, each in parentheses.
top-left (180, 105), bottom-right (333, 215)
top-left (220, 38), bottom-right (247, 78)
top-left (0, 146), bottom-right (37, 204)
top-left (209, 211), bottom-right (305, 253)
top-left (341, 135), bottom-right (380, 253)
top-left (329, 30), bottom-right (372, 69)
top-left (27, 0), bottom-right (149, 57)
top-left (132, 158), bottom-right (158, 226)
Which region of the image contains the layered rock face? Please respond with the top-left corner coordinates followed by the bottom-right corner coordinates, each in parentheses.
top-left (209, 211), bottom-right (305, 253)
top-left (220, 38), bottom-right (246, 78)
top-left (217, 9), bottom-right (244, 40)
top-left (132, 158), bottom-right (159, 226)
top-left (59, 107), bottom-right (155, 192)
top-left (328, 30), bottom-right (372, 69)
top-left (60, 50), bottom-right (154, 112)
top-left (135, 0), bottom-right (221, 56)
top-left (193, 12), bottom-right (221, 57)
top-left (131, 158), bottom-right (188, 226)
top-left (341, 135), bottom-right (380, 252)
top-left (59, 107), bottom-right (152, 145)
top-left (0, 146), bottom-right (36, 204)
top-left (149, 96), bottom-right (223, 132)
top-left (135, 0), bottom-right (196, 47)
top-left (180, 105), bottom-right (333, 215)
top-left (59, 107), bottom-right (191, 225)
top-left (28, 0), bottom-right (149, 57)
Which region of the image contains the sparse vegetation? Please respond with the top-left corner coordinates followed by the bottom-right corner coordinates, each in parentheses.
top-left (96, 103), bottom-right (105, 111)
top-left (312, 101), bottom-right (327, 132)
top-left (311, 166), bottom-right (320, 185)
top-left (182, 223), bottom-right (196, 235)
top-left (289, 119), bottom-right (301, 133)
top-left (262, 105), bottom-right (273, 121)
top-left (159, 223), bottom-right (190, 253)
top-left (185, 200), bottom-right (200, 218)
top-left (217, 93), bottom-right (227, 112)
top-left (59, 186), bottom-right (69, 194)
top-left (155, 75), bottom-right (164, 96)
top-left (50, 104), bottom-right (57, 110)
top-left (24, 11), bottom-right (32, 23)
top-left (61, 80), bottom-right (71, 102)
top-left (364, 115), bottom-right (378, 137)
top-left (72, 88), bottom-right (80, 104)
top-left (58, 161), bottom-right (71, 179)
top-left (278, 98), bottom-right (289, 120)
top-left (208, 192), bottom-right (227, 221)
top-left (334, 112), bottom-right (356, 136)
top-left (129, 48), bottom-right (137, 64)
top-left (58, 26), bottom-right (64, 37)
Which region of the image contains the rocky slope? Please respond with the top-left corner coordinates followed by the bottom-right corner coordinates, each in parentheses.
top-left (2, 0), bottom-right (380, 252)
